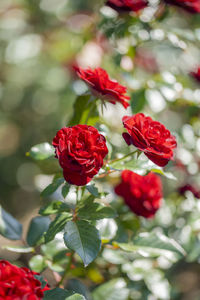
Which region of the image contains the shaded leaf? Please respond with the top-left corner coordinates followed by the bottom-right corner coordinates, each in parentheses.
top-left (44, 288), bottom-right (86, 300)
top-left (45, 213), bottom-right (72, 243)
top-left (131, 89), bottom-right (146, 113)
top-left (41, 177), bottom-right (64, 198)
top-left (0, 206), bottom-right (22, 240)
top-left (62, 183), bottom-right (70, 198)
top-left (86, 184), bottom-right (100, 198)
top-left (27, 216), bottom-right (51, 246)
top-left (64, 220), bottom-right (101, 267)
top-left (39, 201), bottom-right (70, 216)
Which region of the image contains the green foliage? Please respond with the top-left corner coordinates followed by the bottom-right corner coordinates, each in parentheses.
top-left (131, 89), bottom-right (146, 113)
top-left (28, 143), bottom-right (55, 160)
top-left (64, 220), bottom-right (101, 266)
top-left (41, 177), bottom-right (65, 197)
top-left (45, 213), bottom-right (73, 243)
top-left (93, 278), bottom-right (129, 300)
top-left (27, 216), bottom-right (51, 246)
top-left (44, 288), bottom-right (86, 300)
top-left (0, 206), bottom-right (22, 240)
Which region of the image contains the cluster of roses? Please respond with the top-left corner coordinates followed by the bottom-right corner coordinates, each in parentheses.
top-left (53, 66), bottom-right (177, 219)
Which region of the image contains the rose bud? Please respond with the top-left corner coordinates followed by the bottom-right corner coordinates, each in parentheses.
top-left (122, 113), bottom-right (177, 167)
top-left (53, 125), bottom-right (108, 186)
top-left (74, 66), bottom-right (130, 109)
top-left (115, 170), bottom-right (162, 218)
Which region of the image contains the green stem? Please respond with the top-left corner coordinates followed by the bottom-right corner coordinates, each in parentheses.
top-left (109, 150), bottom-right (139, 164)
top-left (57, 252), bottom-right (73, 287)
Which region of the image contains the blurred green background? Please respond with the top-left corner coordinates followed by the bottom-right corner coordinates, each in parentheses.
top-left (1, 0), bottom-right (200, 299)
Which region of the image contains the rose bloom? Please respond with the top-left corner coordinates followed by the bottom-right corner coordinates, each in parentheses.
top-left (122, 113), bottom-right (177, 167)
top-left (106, 0), bottom-right (148, 12)
top-left (0, 260), bottom-right (49, 300)
top-left (53, 125), bottom-right (108, 186)
top-left (75, 66), bottom-right (130, 109)
top-left (178, 184), bottom-right (200, 198)
top-left (164, 0), bottom-right (200, 13)
top-left (190, 67), bottom-right (200, 83)
top-left (115, 170), bottom-right (162, 218)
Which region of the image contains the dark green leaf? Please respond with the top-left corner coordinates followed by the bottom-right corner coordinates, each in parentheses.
top-left (39, 201), bottom-right (70, 216)
top-left (64, 220), bottom-right (101, 266)
top-left (93, 278), bottom-right (129, 300)
top-left (28, 143), bottom-right (54, 160)
top-left (45, 213), bottom-right (72, 243)
top-left (86, 184), bottom-right (100, 198)
top-left (26, 216), bottom-right (51, 246)
top-left (0, 206), bottom-right (22, 240)
top-left (44, 288), bottom-right (86, 300)
top-left (131, 89), bottom-right (146, 113)
top-left (69, 95), bottom-right (98, 126)
top-left (77, 197), bottom-right (117, 220)
top-left (34, 275), bottom-right (48, 289)
top-left (62, 183), bottom-right (70, 198)
top-left (41, 177), bottom-right (64, 198)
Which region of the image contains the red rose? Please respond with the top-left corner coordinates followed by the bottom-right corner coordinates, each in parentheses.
top-left (53, 125), bottom-right (108, 186)
top-left (190, 67), bottom-right (200, 83)
top-left (164, 0), bottom-right (200, 13)
top-left (75, 66), bottom-right (130, 109)
top-left (106, 0), bottom-right (148, 12)
top-left (122, 113), bottom-right (177, 167)
top-left (0, 260), bottom-right (49, 300)
top-left (178, 184), bottom-right (200, 198)
top-left (115, 170), bottom-right (162, 218)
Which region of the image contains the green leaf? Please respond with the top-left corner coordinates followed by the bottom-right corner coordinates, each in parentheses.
top-left (44, 288), bottom-right (86, 300)
top-left (29, 255), bottom-right (47, 273)
top-left (93, 278), bottom-right (129, 300)
top-left (41, 177), bottom-right (64, 198)
top-left (64, 220), bottom-right (101, 267)
top-left (77, 197), bottom-right (117, 220)
top-left (39, 201), bottom-right (70, 216)
top-left (69, 95), bottom-right (98, 126)
top-left (116, 232), bottom-right (186, 260)
top-left (97, 219), bottom-right (117, 240)
top-left (28, 143), bottom-right (54, 160)
top-left (86, 184), bottom-right (100, 198)
top-left (131, 89), bottom-right (146, 113)
top-left (45, 213), bottom-right (72, 243)
top-left (62, 183), bottom-right (70, 198)
top-left (0, 206), bottom-right (22, 240)
top-left (110, 159), bottom-right (177, 180)
top-left (2, 245), bottom-right (34, 253)
top-left (26, 216), bottom-right (51, 246)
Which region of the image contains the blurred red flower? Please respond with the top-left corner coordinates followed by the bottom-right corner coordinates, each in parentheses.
top-left (53, 125), bottom-right (108, 186)
top-left (0, 260), bottom-right (49, 300)
top-left (115, 170), bottom-right (162, 218)
top-left (190, 67), bottom-right (200, 83)
top-left (178, 184), bottom-right (200, 198)
top-left (164, 0), bottom-right (200, 13)
top-left (75, 66), bottom-right (130, 109)
top-left (106, 0), bottom-right (148, 12)
top-left (122, 113), bottom-right (177, 167)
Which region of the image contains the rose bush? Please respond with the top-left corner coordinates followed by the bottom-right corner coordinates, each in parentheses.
top-left (52, 125), bottom-right (108, 186)
top-left (122, 113), bottom-right (177, 167)
top-left (115, 170), bottom-right (162, 218)
top-left (0, 260), bottom-right (49, 300)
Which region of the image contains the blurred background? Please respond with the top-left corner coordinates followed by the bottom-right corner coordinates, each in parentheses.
top-left (1, 0), bottom-right (200, 299)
